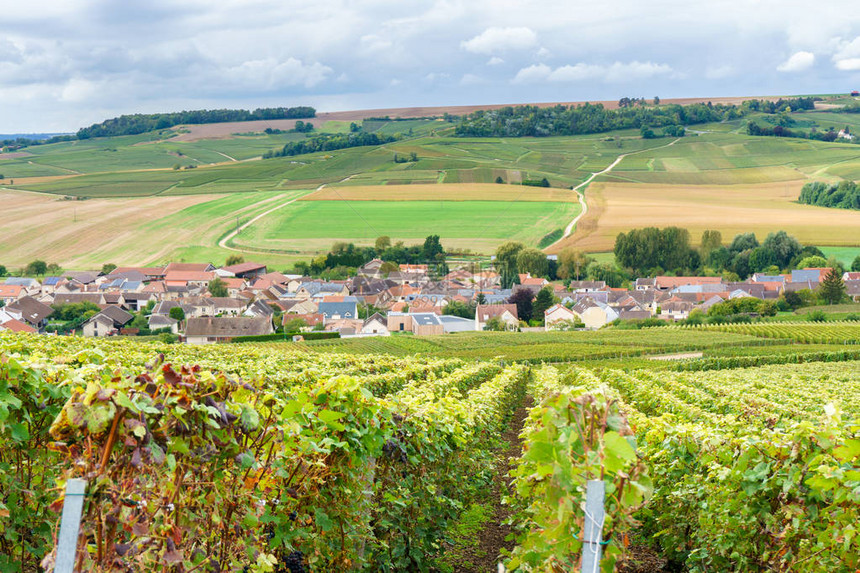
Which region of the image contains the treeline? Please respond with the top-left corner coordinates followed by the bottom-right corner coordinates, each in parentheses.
top-left (614, 226), bottom-right (845, 280)
top-left (799, 181), bottom-right (860, 210)
top-left (76, 107), bottom-right (316, 139)
top-left (1, 134), bottom-right (76, 150)
top-left (452, 98), bottom-right (817, 138)
top-left (746, 122), bottom-right (844, 142)
top-left (291, 235), bottom-right (448, 279)
top-left (263, 132), bottom-right (399, 158)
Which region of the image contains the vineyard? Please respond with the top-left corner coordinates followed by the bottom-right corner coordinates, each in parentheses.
top-left (1, 329), bottom-right (859, 571)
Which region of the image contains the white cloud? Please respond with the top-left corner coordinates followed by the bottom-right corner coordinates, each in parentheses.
top-left (705, 65), bottom-right (734, 79)
top-left (512, 63), bottom-right (551, 83)
top-left (461, 27), bottom-right (537, 55)
top-left (777, 51), bottom-right (815, 72)
top-left (833, 37), bottom-right (860, 71)
top-left (460, 73), bottom-right (484, 85)
top-left (513, 61), bottom-right (673, 84)
top-left (224, 58), bottom-right (332, 89)
top-left (486, 56), bottom-right (504, 66)
top-left (835, 58), bottom-right (860, 71)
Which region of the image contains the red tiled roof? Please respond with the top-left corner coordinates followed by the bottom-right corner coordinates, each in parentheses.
top-left (164, 271), bottom-right (216, 282)
top-left (0, 318), bottom-right (36, 333)
top-left (222, 262), bottom-right (267, 274)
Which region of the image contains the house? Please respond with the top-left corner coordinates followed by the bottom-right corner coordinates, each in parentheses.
top-left (791, 269), bottom-right (829, 283)
top-left (209, 297), bottom-right (247, 316)
top-left (357, 259), bottom-right (386, 279)
top-left (845, 280), bottom-right (860, 302)
top-left (5, 296), bottom-right (53, 331)
top-left (654, 276), bottom-right (723, 290)
top-left (618, 310), bottom-right (652, 321)
top-left (148, 314), bottom-right (180, 334)
top-left (660, 300), bottom-right (693, 321)
top-left (109, 266), bottom-right (166, 281)
top-left (844, 272), bottom-right (860, 282)
top-left (386, 312), bottom-right (445, 336)
top-left (184, 316), bottom-right (273, 344)
top-left (571, 298), bottom-right (619, 329)
top-left (0, 307), bottom-right (36, 333)
top-left (244, 299), bottom-right (275, 318)
top-left (318, 299), bottom-right (358, 320)
top-left (296, 281), bottom-right (349, 299)
top-left (164, 262), bottom-right (215, 273)
top-left (40, 276), bottom-right (65, 294)
top-left (361, 313), bottom-right (389, 335)
top-left (475, 304), bottom-right (519, 331)
top-left (324, 319), bottom-right (364, 336)
top-left (165, 271), bottom-right (216, 288)
top-left (568, 280), bottom-right (606, 292)
top-left (0, 284), bottom-right (25, 305)
top-left (52, 292), bottom-right (105, 307)
top-left (544, 304), bottom-right (578, 330)
top-left (82, 306), bottom-right (134, 337)
top-left (221, 262), bottom-right (268, 279)
top-left (438, 315), bottom-right (475, 333)
top-left (283, 313), bottom-right (324, 330)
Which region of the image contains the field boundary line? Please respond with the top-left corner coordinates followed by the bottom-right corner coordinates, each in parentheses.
top-left (547, 138), bottom-right (680, 250)
top-left (217, 191), bottom-right (306, 253)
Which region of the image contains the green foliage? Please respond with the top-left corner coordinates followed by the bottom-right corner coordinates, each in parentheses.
top-left (168, 306), bottom-right (185, 321)
top-left (507, 367), bottom-right (651, 571)
top-left (707, 297), bottom-right (777, 317)
top-left (516, 247), bottom-right (549, 278)
top-left (208, 276), bottom-right (228, 297)
top-left (798, 180), bottom-right (860, 210)
top-left (24, 260), bottom-right (47, 276)
top-left (443, 300), bottom-right (475, 319)
top-left (264, 132), bottom-right (399, 158)
top-left (483, 316), bottom-right (507, 331)
top-left (795, 255), bottom-right (828, 269)
top-left (819, 267), bottom-right (847, 304)
top-left (531, 287), bottom-right (556, 324)
top-left (0, 265), bottom-right (6, 277)
top-left (536, 228), bottom-right (563, 249)
top-left (495, 241), bottom-right (525, 288)
top-left (51, 301), bottom-right (101, 322)
top-left (225, 254), bottom-right (244, 266)
top-left (77, 107), bottom-right (315, 139)
top-left (614, 226), bottom-right (699, 275)
top-left (101, 263), bottom-right (117, 275)
top-left (853, 255), bottom-right (860, 272)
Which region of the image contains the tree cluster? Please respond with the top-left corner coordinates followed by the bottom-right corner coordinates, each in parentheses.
top-left (291, 235), bottom-right (448, 278)
top-left (263, 132), bottom-right (399, 158)
top-left (798, 181), bottom-right (860, 210)
top-left (76, 107), bottom-right (316, 139)
top-left (614, 227), bottom-right (700, 275)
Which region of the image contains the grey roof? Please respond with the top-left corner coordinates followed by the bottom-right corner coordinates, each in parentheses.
top-left (64, 272), bottom-right (99, 284)
top-left (300, 282), bottom-right (344, 295)
top-left (791, 269), bottom-right (821, 283)
top-left (6, 296), bottom-right (53, 325)
top-left (3, 277), bottom-right (39, 287)
top-left (98, 305), bottom-right (134, 326)
top-left (318, 301), bottom-right (357, 319)
top-left (244, 299), bottom-right (274, 317)
top-left (438, 315), bottom-right (475, 333)
top-left (410, 313), bottom-right (442, 326)
top-left (53, 293), bottom-right (103, 306)
top-left (148, 314), bottom-right (178, 328)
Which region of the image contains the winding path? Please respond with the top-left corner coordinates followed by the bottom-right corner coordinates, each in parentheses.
top-left (547, 138), bottom-right (681, 250)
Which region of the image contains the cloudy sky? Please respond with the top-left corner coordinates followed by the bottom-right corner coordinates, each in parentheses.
top-left (2, 0), bottom-right (860, 133)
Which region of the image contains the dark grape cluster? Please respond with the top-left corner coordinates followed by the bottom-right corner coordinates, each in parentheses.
top-left (283, 550), bottom-right (305, 573)
top-left (382, 440), bottom-right (407, 464)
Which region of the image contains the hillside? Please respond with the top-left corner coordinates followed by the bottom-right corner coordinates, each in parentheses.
top-left (0, 93), bottom-right (859, 268)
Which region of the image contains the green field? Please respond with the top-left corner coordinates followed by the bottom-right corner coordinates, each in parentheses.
top-left (231, 199), bottom-right (580, 253)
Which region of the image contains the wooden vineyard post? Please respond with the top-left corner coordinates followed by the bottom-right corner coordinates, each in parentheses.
top-left (581, 479), bottom-right (606, 573)
top-left (55, 479), bottom-right (87, 573)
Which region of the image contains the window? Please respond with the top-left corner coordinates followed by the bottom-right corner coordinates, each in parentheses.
top-left (399, 323), bottom-right (404, 331)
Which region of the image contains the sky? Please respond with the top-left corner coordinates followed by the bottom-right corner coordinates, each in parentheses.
top-left (2, 0), bottom-right (860, 133)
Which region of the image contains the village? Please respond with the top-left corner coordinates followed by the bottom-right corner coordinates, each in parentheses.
top-left (0, 259), bottom-right (857, 344)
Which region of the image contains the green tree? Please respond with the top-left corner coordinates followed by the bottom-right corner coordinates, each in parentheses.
top-left (358, 303), bottom-right (383, 319)
top-left (225, 254), bottom-right (245, 266)
top-left (516, 248), bottom-right (549, 278)
top-left (653, 96), bottom-right (661, 105)
top-left (375, 236), bottom-right (391, 251)
top-left (25, 260), bottom-right (47, 276)
top-left (640, 126), bottom-right (657, 139)
top-left (795, 255), bottom-right (828, 269)
top-left (532, 287), bottom-right (556, 324)
top-left (101, 263), bottom-right (117, 275)
top-left (0, 265), bottom-right (7, 277)
top-left (558, 248), bottom-right (592, 280)
top-left (46, 263), bottom-right (62, 276)
top-left (283, 317), bottom-right (308, 332)
top-left (422, 235), bottom-right (444, 262)
top-left (169, 306), bottom-right (186, 322)
top-left (818, 267), bottom-right (846, 305)
top-left (443, 300), bottom-right (475, 319)
top-left (495, 241), bottom-right (525, 288)
top-left (483, 316), bottom-right (507, 331)
top-left (762, 230), bottom-right (802, 269)
top-left (208, 277), bottom-right (228, 297)
top-left (700, 230), bottom-right (722, 258)
top-left (729, 232), bottom-right (759, 253)
top-left (495, 176), bottom-right (504, 184)
top-left (852, 255), bottom-right (860, 272)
